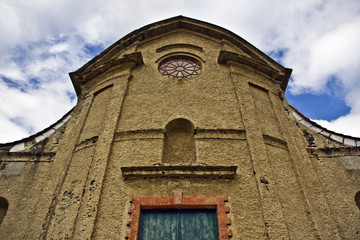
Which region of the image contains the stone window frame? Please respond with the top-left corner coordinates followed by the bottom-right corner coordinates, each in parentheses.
top-left (158, 57), bottom-right (202, 79)
top-left (125, 191), bottom-right (232, 240)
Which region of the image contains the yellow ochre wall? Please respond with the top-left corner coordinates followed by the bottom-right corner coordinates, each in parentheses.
top-left (0, 17), bottom-right (359, 240)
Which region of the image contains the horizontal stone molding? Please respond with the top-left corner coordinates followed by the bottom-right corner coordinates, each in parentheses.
top-left (195, 129), bottom-right (246, 140)
top-left (114, 128), bottom-right (246, 142)
top-left (307, 147), bottom-right (360, 158)
top-left (0, 151), bottom-right (55, 162)
top-left (114, 130), bottom-right (164, 141)
top-left (156, 43), bottom-right (203, 53)
top-left (263, 134), bottom-right (288, 149)
top-left (121, 165), bottom-right (237, 179)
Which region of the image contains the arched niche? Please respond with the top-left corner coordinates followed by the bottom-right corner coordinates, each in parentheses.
top-left (0, 197), bottom-right (8, 226)
top-left (162, 118), bottom-right (195, 164)
top-left (355, 191), bottom-right (360, 210)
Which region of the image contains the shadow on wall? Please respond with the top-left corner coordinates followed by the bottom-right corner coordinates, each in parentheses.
top-left (0, 197), bottom-right (8, 227)
top-left (355, 191), bottom-right (360, 210)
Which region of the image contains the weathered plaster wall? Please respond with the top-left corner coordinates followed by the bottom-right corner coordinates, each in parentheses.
top-left (308, 147), bottom-right (360, 239)
top-left (116, 31), bottom-right (243, 132)
top-left (0, 17), bottom-right (359, 240)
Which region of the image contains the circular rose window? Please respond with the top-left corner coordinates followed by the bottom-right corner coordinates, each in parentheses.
top-left (159, 58), bottom-right (201, 79)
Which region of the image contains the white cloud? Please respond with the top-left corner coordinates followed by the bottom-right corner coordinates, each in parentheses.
top-left (49, 43), bottom-right (70, 54)
top-left (315, 113), bottom-right (360, 138)
top-left (1, 0), bottom-right (360, 142)
top-left (0, 117), bottom-right (29, 142)
top-left (0, 61), bottom-right (25, 81)
top-left (287, 18), bottom-right (360, 93)
top-left (0, 79), bottom-right (74, 142)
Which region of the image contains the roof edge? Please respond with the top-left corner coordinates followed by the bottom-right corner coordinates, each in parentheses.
top-left (0, 108), bottom-right (73, 148)
top-left (289, 105), bottom-right (360, 147)
top-left (72, 16), bottom-right (288, 77)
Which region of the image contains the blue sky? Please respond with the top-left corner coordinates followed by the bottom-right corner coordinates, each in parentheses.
top-left (286, 75), bottom-right (351, 120)
top-left (1, 0), bottom-right (360, 142)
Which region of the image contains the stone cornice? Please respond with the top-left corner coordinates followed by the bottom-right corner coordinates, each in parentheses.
top-left (73, 16), bottom-right (288, 82)
top-left (218, 50), bottom-right (292, 91)
top-left (69, 52), bottom-right (143, 96)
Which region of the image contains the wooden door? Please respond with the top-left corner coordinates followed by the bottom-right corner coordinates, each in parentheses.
top-left (138, 209), bottom-right (218, 240)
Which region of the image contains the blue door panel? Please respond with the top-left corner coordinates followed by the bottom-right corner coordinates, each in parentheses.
top-left (138, 209), bottom-right (218, 240)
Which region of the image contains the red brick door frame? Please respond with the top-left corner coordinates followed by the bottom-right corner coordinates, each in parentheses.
top-left (126, 191), bottom-right (232, 240)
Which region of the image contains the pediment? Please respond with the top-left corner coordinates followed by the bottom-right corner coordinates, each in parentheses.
top-left (70, 16), bottom-right (292, 95)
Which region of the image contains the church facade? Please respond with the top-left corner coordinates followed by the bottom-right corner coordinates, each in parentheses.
top-left (0, 16), bottom-right (360, 239)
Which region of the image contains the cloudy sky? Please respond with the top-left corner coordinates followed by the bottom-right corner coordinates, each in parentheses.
top-left (0, 0), bottom-right (360, 143)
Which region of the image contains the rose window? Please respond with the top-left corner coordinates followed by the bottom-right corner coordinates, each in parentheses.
top-left (159, 58), bottom-right (201, 79)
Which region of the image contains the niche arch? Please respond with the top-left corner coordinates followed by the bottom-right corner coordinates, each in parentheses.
top-left (162, 118), bottom-right (196, 164)
top-left (0, 197), bottom-right (9, 227)
top-left (355, 191), bottom-right (360, 210)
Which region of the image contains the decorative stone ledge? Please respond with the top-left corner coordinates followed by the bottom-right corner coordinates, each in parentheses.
top-left (263, 134), bottom-right (287, 149)
top-left (156, 43), bottom-right (203, 53)
top-left (0, 151), bottom-right (55, 162)
top-left (195, 129), bottom-right (246, 140)
top-left (218, 50), bottom-right (292, 91)
top-left (113, 129), bottom-right (164, 142)
top-left (70, 52), bottom-right (144, 96)
top-left (114, 128), bottom-right (246, 142)
top-left (307, 147), bottom-right (360, 170)
top-left (307, 147), bottom-right (360, 157)
top-left (121, 165), bottom-right (237, 179)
